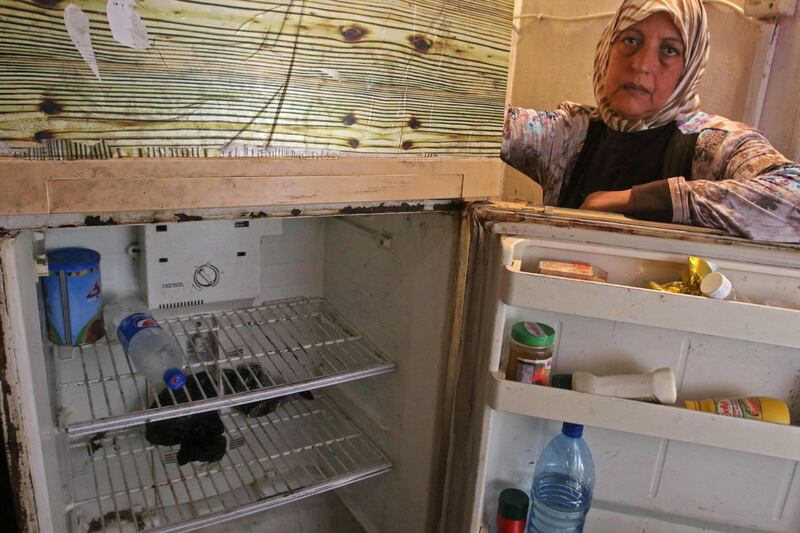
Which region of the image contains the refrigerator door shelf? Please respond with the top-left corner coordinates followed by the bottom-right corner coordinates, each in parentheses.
top-left (487, 371), bottom-right (800, 461)
top-left (502, 260), bottom-right (800, 349)
top-left (67, 394), bottom-right (391, 533)
top-left (56, 297), bottom-right (395, 438)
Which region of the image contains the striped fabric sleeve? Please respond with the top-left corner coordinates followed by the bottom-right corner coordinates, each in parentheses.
top-left (669, 126), bottom-right (800, 242)
top-left (501, 102), bottom-right (592, 206)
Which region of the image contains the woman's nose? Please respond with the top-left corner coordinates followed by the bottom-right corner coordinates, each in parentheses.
top-left (630, 46), bottom-right (659, 73)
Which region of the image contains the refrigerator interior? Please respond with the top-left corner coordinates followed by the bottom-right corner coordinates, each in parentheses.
top-left (476, 225), bottom-right (800, 533)
top-left (3, 211), bottom-right (461, 533)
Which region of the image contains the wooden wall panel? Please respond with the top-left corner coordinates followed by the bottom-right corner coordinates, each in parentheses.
top-left (0, 0), bottom-right (513, 159)
top-left (0, 157), bottom-right (500, 215)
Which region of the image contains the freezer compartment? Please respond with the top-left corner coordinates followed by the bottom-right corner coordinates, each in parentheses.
top-left (56, 297), bottom-right (394, 438)
top-left (67, 394), bottom-right (390, 533)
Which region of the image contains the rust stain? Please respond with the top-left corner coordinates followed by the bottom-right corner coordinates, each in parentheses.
top-left (339, 24), bottom-right (368, 42)
top-left (84, 215), bottom-right (117, 226)
top-left (409, 34), bottom-right (433, 53)
top-left (248, 211), bottom-right (269, 219)
top-left (433, 202), bottom-right (464, 212)
top-left (339, 202), bottom-right (425, 215)
top-left (291, 209), bottom-right (302, 216)
top-left (0, 256), bottom-right (30, 531)
top-left (88, 431), bottom-right (106, 455)
top-left (87, 509), bottom-right (146, 532)
top-left (174, 213), bottom-right (203, 222)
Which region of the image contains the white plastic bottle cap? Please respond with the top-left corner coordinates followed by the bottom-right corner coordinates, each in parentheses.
top-left (700, 272), bottom-right (733, 300)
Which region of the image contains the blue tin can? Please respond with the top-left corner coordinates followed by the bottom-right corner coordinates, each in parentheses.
top-left (42, 248), bottom-right (106, 345)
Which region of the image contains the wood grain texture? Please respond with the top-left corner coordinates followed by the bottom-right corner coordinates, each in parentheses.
top-left (0, 156), bottom-right (501, 214)
top-left (47, 173), bottom-right (465, 212)
top-left (0, 0), bottom-right (513, 159)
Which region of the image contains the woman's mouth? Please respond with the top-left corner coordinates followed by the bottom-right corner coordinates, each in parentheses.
top-left (621, 83), bottom-right (650, 95)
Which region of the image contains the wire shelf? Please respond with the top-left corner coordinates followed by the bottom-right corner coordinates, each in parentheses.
top-left (55, 297), bottom-right (395, 437)
top-left (68, 395), bottom-right (391, 533)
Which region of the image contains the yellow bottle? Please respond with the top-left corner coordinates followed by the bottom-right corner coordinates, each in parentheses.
top-left (684, 396), bottom-right (790, 425)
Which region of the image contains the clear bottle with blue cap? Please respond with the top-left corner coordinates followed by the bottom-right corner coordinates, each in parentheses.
top-left (527, 422), bottom-right (595, 533)
top-left (104, 298), bottom-right (186, 391)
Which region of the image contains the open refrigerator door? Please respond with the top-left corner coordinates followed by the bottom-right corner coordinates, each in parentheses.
top-left (444, 204), bottom-right (800, 533)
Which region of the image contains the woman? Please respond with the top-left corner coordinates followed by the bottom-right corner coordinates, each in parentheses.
top-left (502, 0), bottom-right (800, 242)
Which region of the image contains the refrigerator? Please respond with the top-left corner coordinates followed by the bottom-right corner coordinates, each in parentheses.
top-left (1, 0), bottom-right (798, 531)
top-left (1, 201), bottom-right (800, 533)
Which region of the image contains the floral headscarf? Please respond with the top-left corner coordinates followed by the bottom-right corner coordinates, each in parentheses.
top-left (593, 0), bottom-right (710, 131)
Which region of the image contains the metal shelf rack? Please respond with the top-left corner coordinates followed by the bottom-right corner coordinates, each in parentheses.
top-left (67, 395), bottom-right (391, 533)
top-left (55, 297), bottom-right (395, 437)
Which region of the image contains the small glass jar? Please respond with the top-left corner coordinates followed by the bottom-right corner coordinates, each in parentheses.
top-left (505, 321), bottom-right (555, 385)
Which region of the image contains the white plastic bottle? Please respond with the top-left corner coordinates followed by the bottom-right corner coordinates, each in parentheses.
top-left (700, 272), bottom-right (750, 303)
top-left (550, 368), bottom-right (677, 404)
top-left (104, 298), bottom-right (186, 391)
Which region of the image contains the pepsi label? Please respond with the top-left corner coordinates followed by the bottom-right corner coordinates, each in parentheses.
top-left (117, 312), bottom-right (161, 352)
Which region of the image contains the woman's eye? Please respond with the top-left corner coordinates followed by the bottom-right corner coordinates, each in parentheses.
top-left (622, 36), bottom-right (639, 47)
top-left (662, 46), bottom-right (682, 58)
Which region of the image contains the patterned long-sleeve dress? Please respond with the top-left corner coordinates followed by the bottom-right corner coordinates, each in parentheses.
top-left (501, 103), bottom-right (800, 243)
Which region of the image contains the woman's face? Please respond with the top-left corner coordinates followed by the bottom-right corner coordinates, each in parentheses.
top-left (603, 12), bottom-right (685, 120)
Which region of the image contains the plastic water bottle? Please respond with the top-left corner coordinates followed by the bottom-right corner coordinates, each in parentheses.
top-left (527, 422), bottom-right (594, 533)
top-left (104, 298), bottom-right (186, 391)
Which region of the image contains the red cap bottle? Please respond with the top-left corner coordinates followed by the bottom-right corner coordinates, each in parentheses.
top-left (497, 488), bottom-right (529, 533)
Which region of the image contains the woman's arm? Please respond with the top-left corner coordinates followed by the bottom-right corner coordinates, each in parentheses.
top-left (581, 121), bottom-right (800, 243)
top-left (501, 102), bottom-right (591, 206)
top-left (671, 126), bottom-right (800, 242)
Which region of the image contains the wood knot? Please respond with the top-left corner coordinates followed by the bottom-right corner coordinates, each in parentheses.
top-left (34, 130), bottom-right (54, 141)
top-left (347, 138), bottom-right (360, 149)
top-left (342, 113), bottom-right (357, 126)
top-left (401, 140), bottom-right (413, 150)
top-left (407, 117), bottom-right (421, 130)
top-left (340, 25), bottom-right (368, 42)
top-left (39, 98), bottom-right (63, 115)
top-left (409, 34), bottom-right (433, 53)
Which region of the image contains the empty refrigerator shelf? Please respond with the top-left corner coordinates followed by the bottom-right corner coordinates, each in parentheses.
top-left (55, 297), bottom-right (395, 437)
top-left (67, 395), bottom-right (391, 533)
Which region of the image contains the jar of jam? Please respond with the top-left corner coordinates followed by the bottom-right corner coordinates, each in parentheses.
top-left (505, 321), bottom-right (555, 385)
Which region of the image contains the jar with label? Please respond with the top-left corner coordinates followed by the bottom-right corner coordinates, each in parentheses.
top-left (505, 321), bottom-right (555, 385)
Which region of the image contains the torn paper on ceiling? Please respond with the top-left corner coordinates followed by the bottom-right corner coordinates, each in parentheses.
top-left (319, 68), bottom-right (341, 81)
top-left (107, 0), bottom-right (150, 49)
top-left (64, 4), bottom-right (101, 80)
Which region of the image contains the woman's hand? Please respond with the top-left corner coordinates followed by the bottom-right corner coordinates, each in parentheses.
top-left (580, 189), bottom-right (633, 214)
